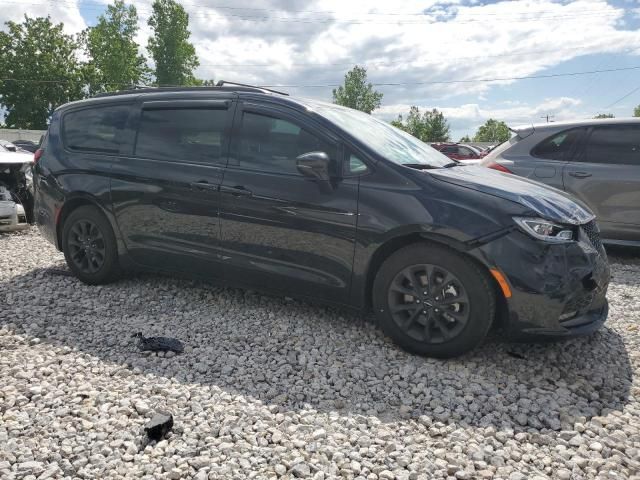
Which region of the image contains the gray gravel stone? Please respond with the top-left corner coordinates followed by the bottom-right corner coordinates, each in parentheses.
top-left (0, 228), bottom-right (639, 480)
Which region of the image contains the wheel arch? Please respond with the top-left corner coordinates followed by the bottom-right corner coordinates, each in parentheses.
top-left (56, 195), bottom-right (118, 251)
top-left (363, 231), bottom-right (506, 328)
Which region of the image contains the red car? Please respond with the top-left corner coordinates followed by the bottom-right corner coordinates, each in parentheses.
top-left (430, 143), bottom-right (484, 161)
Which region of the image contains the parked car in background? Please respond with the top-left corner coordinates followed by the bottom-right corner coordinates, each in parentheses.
top-left (0, 139), bottom-right (19, 152)
top-left (0, 144), bottom-right (34, 231)
top-left (34, 84), bottom-right (609, 357)
top-left (431, 142), bottom-right (483, 161)
top-left (12, 139), bottom-right (39, 153)
top-left (480, 118), bottom-right (640, 247)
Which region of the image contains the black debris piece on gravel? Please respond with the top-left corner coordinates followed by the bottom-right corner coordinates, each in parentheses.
top-left (134, 332), bottom-right (184, 353)
top-left (144, 412), bottom-right (174, 441)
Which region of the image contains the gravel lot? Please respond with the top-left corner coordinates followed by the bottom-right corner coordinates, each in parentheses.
top-left (1, 228), bottom-right (639, 480)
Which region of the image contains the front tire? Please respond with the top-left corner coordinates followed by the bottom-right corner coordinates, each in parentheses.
top-left (372, 243), bottom-right (495, 358)
top-left (62, 205), bottom-right (120, 284)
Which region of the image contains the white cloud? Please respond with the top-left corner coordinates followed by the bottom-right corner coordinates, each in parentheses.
top-left (375, 96), bottom-right (586, 136)
top-left (0, 0), bottom-right (87, 35)
top-left (2, 0), bottom-right (640, 135)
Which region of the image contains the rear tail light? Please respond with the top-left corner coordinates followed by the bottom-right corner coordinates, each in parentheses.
top-left (486, 161), bottom-right (513, 174)
top-left (34, 149), bottom-right (43, 164)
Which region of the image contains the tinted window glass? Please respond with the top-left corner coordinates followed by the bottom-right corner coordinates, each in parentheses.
top-left (344, 153), bottom-right (369, 175)
top-left (236, 111), bottom-right (337, 175)
top-left (458, 147), bottom-right (474, 156)
top-left (135, 108), bottom-right (229, 163)
top-left (532, 128), bottom-right (583, 160)
top-left (584, 126), bottom-right (640, 165)
top-left (63, 105), bottom-right (129, 153)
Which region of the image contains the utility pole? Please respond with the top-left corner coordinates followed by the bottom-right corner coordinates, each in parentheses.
top-left (540, 114), bottom-right (554, 123)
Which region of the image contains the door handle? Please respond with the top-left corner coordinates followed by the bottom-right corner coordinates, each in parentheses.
top-left (190, 181), bottom-right (219, 191)
top-left (220, 185), bottom-right (253, 197)
top-left (568, 171), bottom-right (592, 178)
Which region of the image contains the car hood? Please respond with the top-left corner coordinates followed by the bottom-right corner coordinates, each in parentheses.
top-left (429, 166), bottom-right (594, 225)
top-left (0, 151), bottom-right (33, 165)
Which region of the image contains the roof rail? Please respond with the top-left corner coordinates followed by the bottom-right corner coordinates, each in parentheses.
top-left (216, 80), bottom-right (289, 96)
top-left (92, 82), bottom-right (289, 98)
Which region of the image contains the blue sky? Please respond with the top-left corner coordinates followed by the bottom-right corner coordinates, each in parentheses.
top-left (4, 0), bottom-right (640, 139)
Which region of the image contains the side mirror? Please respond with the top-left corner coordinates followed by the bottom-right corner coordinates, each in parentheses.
top-left (296, 151), bottom-right (334, 193)
top-left (296, 151), bottom-right (331, 182)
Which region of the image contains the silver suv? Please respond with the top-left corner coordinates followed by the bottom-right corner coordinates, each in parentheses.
top-left (480, 118), bottom-right (640, 247)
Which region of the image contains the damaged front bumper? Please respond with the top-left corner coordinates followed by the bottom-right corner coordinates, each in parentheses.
top-left (478, 220), bottom-right (610, 339)
top-left (0, 200), bottom-right (29, 232)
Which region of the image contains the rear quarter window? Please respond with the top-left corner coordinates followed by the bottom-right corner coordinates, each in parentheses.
top-left (531, 128), bottom-right (585, 161)
top-left (63, 104), bottom-right (130, 154)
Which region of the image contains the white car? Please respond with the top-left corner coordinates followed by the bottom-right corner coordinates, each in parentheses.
top-left (0, 145), bottom-right (34, 232)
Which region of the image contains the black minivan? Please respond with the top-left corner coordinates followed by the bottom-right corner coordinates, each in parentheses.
top-left (33, 84), bottom-right (610, 357)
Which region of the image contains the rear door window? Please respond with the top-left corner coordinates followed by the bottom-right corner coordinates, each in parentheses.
top-left (531, 128), bottom-right (585, 161)
top-left (234, 111), bottom-right (337, 175)
top-left (135, 106), bottom-right (230, 164)
top-left (583, 125), bottom-right (640, 165)
top-left (63, 105), bottom-right (130, 154)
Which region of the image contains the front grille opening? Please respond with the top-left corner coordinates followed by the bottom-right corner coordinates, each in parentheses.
top-left (581, 220), bottom-right (604, 253)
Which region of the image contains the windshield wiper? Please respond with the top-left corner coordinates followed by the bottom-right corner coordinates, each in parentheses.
top-left (403, 163), bottom-right (439, 170)
top-left (443, 162), bottom-right (463, 168)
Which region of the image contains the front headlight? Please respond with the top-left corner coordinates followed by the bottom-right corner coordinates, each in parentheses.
top-left (513, 217), bottom-right (576, 242)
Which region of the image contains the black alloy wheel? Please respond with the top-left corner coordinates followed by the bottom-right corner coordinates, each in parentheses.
top-left (62, 205), bottom-right (120, 284)
top-left (67, 219), bottom-right (107, 274)
top-left (388, 264), bottom-right (469, 344)
top-left (372, 243), bottom-right (494, 358)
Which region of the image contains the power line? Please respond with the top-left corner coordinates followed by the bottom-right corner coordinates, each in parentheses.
top-left (260, 65), bottom-right (640, 88)
top-left (3, 65), bottom-right (639, 88)
top-left (604, 85), bottom-right (640, 109)
top-left (197, 46), bottom-right (634, 69)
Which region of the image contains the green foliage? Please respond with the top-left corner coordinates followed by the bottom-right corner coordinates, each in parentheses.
top-left (190, 78), bottom-right (216, 86)
top-left (634, 105), bottom-right (640, 117)
top-left (473, 119), bottom-right (510, 143)
top-left (391, 106), bottom-right (451, 142)
top-left (593, 113), bottom-right (615, 119)
top-left (148, 0), bottom-right (199, 86)
top-left (0, 16), bottom-right (85, 129)
top-left (332, 66), bottom-right (383, 114)
top-left (459, 135), bottom-right (471, 142)
top-left (81, 0), bottom-right (149, 94)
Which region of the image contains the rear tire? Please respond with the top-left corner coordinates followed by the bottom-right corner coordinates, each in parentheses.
top-left (62, 205), bottom-right (120, 284)
top-left (372, 243), bottom-right (494, 358)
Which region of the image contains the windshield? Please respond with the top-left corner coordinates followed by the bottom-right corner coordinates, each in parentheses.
top-left (308, 101), bottom-right (452, 168)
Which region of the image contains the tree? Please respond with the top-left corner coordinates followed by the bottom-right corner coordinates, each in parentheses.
top-left (82, 0), bottom-right (149, 94)
top-left (148, 0), bottom-right (199, 86)
top-left (391, 106), bottom-right (451, 142)
top-left (594, 113), bottom-right (615, 119)
top-left (634, 105), bottom-right (640, 117)
top-left (459, 135), bottom-right (471, 142)
top-left (0, 16), bottom-right (85, 129)
top-left (473, 119), bottom-right (510, 143)
top-left (191, 78), bottom-right (216, 86)
top-left (332, 65), bottom-right (383, 114)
